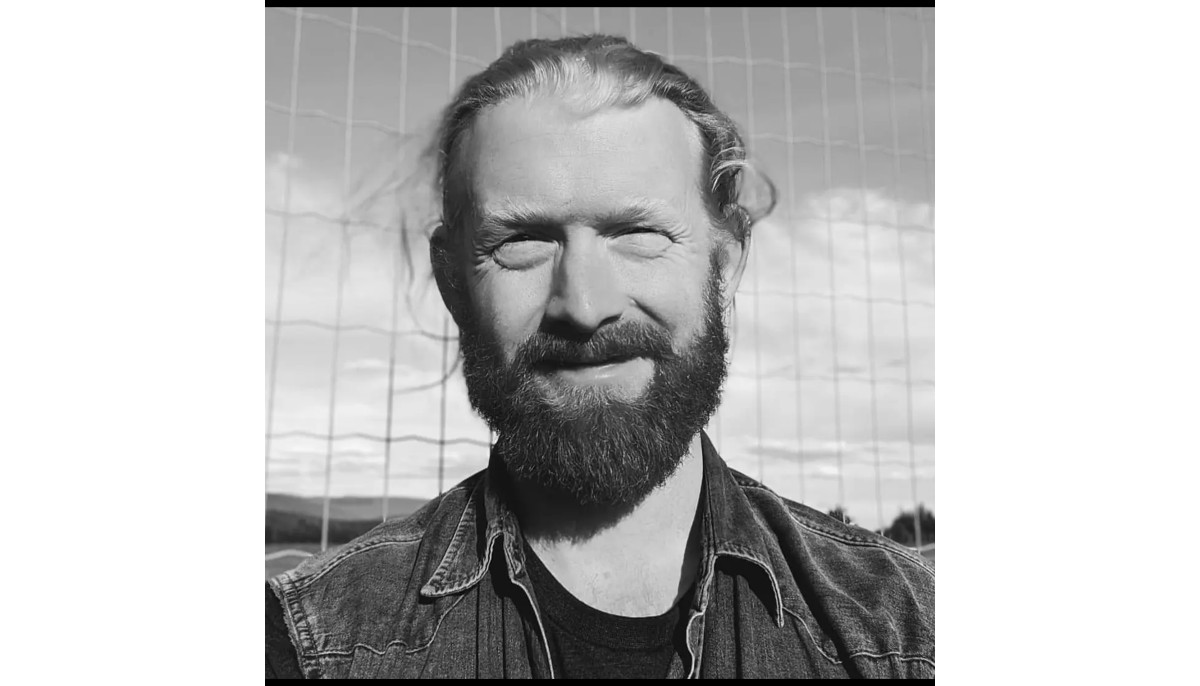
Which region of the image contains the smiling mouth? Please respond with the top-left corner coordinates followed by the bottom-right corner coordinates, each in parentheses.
top-left (532, 355), bottom-right (654, 390)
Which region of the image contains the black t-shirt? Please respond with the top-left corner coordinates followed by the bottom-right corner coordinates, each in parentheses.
top-left (522, 540), bottom-right (693, 679)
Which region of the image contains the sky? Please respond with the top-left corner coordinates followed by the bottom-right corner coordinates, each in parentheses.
top-left (264, 7), bottom-right (934, 533)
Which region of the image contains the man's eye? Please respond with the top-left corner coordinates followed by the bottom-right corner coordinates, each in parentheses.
top-left (492, 235), bottom-right (553, 268)
top-left (614, 227), bottom-right (671, 254)
top-left (493, 235), bottom-right (543, 252)
top-left (488, 233), bottom-right (539, 253)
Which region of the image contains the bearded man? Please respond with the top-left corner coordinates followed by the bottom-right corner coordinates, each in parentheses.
top-left (266, 34), bottom-right (934, 679)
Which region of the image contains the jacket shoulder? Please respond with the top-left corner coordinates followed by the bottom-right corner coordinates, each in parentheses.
top-left (266, 474), bottom-right (483, 663)
top-left (728, 470), bottom-right (935, 674)
top-left (273, 480), bottom-right (473, 586)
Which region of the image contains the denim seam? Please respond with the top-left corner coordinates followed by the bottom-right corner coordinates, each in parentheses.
top-left (683, 551), bottom-right (719, 679)
top-left (286, 538), bottom-right (424, 592)
top-left (734, 479), bottom-right (934, 576)
top-left (777, 506), bottom-right (935, 579)
top-left (733, 480), bottom-right (904, 538)
top-left (781, 607), bottom-right (935, 668)
top-left (270, 577), bottom-right (319, 676)
top-left (308, 592), bottom-right (469, 657)
top-left (781, 606), bottom-right (844, 665)
top-left (684, 610), bottom-right (706, 679)
top-left (781, 503), bottom-right (928, 553)
top-left (846, 650), bottom-right (935, 667)
top-left (275, 486), bottom-right (471, 592)
top-left (423, 495), bottom-right (485, 595)
top-left (510, 571), bottom-right (557, 679)
top-left (429, 529), bottom-right (501, 596)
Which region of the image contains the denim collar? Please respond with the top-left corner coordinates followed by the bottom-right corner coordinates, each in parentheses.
top-left (418, 454), bottom-right (523, 598)
top-left (693, 431), bottom-right (795, 629)
top-left (419, 432), bottom-right (793, 627)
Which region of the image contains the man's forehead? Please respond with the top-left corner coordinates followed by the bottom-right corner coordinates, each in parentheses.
top-left (461, 95), bottom-right (705, 222)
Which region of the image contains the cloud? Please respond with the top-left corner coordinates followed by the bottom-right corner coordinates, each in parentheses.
top-left (341, 358), bottom-right (392, 373)
top-left (748, 439), bottom-right (845, 463)
top-left (720, 187), bottom-right (933, 420)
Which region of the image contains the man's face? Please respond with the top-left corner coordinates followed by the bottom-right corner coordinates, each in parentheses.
top-left (443, 94), bottom-right (745, 505)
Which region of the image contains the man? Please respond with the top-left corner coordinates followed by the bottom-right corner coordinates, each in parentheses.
top-left (266, 34), bottom-right (934, 679)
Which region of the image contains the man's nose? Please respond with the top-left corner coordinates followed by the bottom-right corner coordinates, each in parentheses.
top-left (544, 234), bottom-right (625, 333)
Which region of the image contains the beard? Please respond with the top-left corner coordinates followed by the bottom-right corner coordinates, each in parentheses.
top-left (457, 265), bottom-right (730, 507)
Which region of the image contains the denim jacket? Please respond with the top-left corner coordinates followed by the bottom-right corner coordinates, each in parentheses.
top-left (267, 434), bottom-right (935, 678)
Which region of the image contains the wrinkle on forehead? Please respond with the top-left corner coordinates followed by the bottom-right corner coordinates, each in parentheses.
top-left (462, 95), bottom-right (706, 228)
top-left (479, 195), bottom-right (688, 237)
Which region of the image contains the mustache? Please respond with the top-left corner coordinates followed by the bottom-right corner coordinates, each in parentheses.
top-left (514, 321), bottom-right (676, 368)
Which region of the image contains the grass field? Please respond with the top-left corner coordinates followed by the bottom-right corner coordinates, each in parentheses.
top-left (266, 542), bottom-right (339, 579)
top-left (267, 494), bottom-right (429, 521)
top-left (264, 494), bottom-right (426, 579)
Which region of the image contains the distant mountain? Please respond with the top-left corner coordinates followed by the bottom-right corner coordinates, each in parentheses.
top-left (267, 493), bottom-right (432, 520)
top-left (266, 493), bottom-right (433, 544)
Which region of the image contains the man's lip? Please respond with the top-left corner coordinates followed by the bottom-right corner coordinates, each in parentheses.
top-left (537, 355), bottom-right (638, 369)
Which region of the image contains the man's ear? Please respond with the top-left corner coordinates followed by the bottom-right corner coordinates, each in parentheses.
top-left (429, 223), bottom-right (468, 328)
top-left (716, 231), bottom-right (750, 312)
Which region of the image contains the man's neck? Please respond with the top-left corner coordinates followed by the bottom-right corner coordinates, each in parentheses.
top-left (511, 434), bottom-right (705, 617)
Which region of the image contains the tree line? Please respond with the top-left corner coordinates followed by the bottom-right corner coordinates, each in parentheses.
top-left (266, 510), bottom-right (382, 544)
top-left (826, 505), bottom-right (935, 547)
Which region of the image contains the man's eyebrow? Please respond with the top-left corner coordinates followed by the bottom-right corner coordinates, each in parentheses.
top-left (478, 198), bottom-right (679, 235)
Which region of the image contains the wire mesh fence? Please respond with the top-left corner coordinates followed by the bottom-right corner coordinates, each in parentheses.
top-left (265, 7), bottom-right (934, 566)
